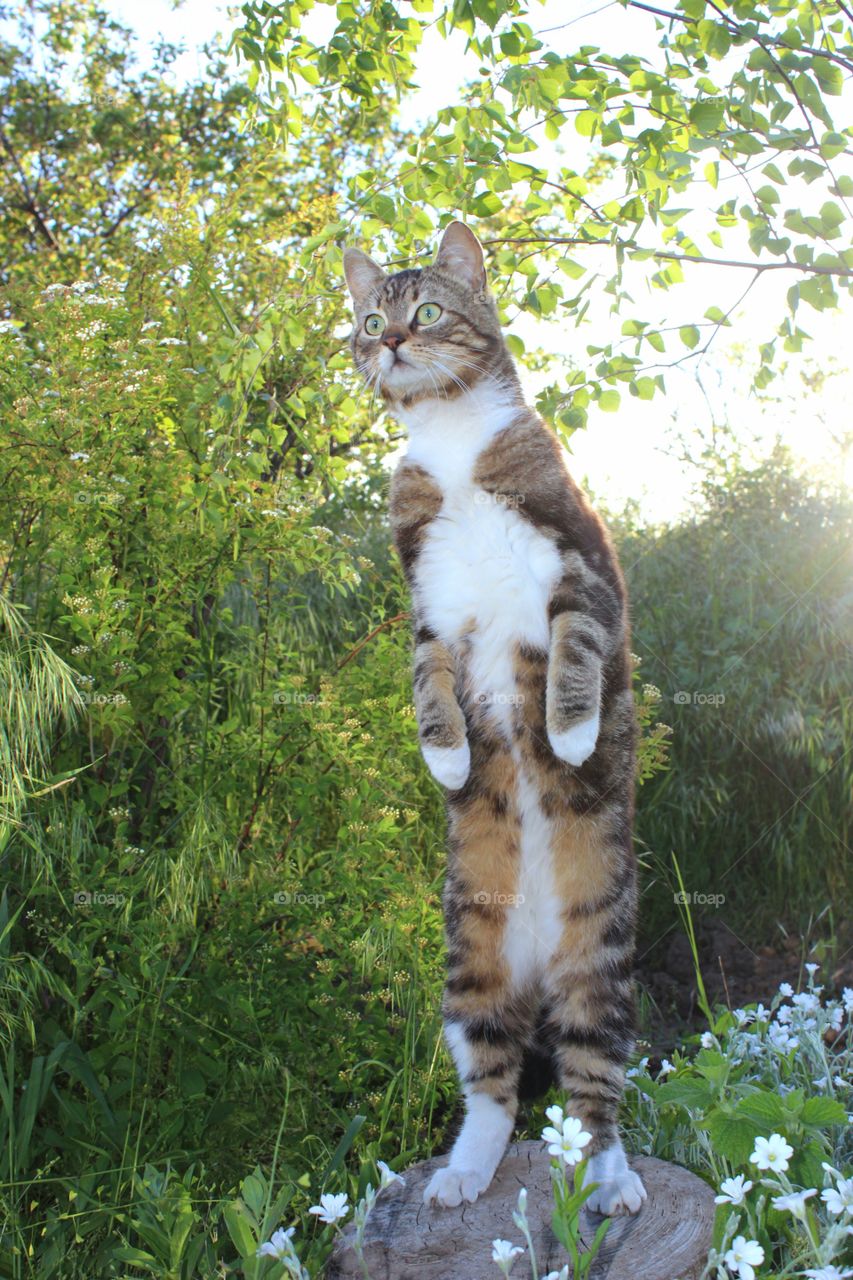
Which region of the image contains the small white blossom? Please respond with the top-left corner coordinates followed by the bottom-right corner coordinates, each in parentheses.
top-left (751, 1133), bottom-right (793, 1173)
top-left (544, 1103), bottom-right (565, 1128)
top-left (543, 1270), bottom-right (571, 1280)
top-left (772, 1189), bottom-right (816, 1218)
top-left (779, 982), bottom-right (794, 997)
top-left (793, 992), bottom-right (820, 1014)
top-left (542, 1115), bottom-right (592, 1166)
top-left (802, 1268), bottom-right (853, 1280)
top-left (257, 1226), bottom-right (296, 1258)
top-left (734, 1008), bottom-right (753, 1026)
top-left (715, 1175), bottom-right (753, 1206)
top-left (658, 1058), bottom-right (675, 1076)
top-left (768, 1023), bottom-right (799, 1052)
top-left (700, 1031), bottom-right (716, 1049)
top-left (377, 1161), bottom-right (404, 1190)
top-left (805, 962), bottom-right (820, 978)
top-left (822, 1177), bottom-right (853, 1216)
top-left (491, 1238), bottom-right (524, 1268)
top-left (842, 987), bottom-right (853, 1014)
top-left (308, 1192), bottom-right (349, 1224)
top-left (724, 1235), bottom-right (764, 1280)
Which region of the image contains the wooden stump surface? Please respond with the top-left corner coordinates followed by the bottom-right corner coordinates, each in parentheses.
top-left (327, 1141), bottom-right (715, 1280)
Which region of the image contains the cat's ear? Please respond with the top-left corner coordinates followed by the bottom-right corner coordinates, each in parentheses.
top-left (435, 221), bottom-right (487, 292)
top-left (342, 247), bottom-right (386, 308)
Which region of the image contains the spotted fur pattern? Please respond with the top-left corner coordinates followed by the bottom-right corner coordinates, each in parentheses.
top-left (343, 222), bottom-right (646, 1216)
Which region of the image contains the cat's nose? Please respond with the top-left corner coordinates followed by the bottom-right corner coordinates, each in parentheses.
top-left (382, 331), bottom-right (406, 351)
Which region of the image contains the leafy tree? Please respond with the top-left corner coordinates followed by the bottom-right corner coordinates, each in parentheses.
top-left (233, 0), bottom-right (853, 426)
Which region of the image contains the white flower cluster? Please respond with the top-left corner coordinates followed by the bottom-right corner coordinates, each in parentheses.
top-left (255, 1161), bottom-right (404, 1279)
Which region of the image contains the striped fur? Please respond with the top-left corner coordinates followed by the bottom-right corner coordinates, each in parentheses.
top-left (344, 222), bottom-right (646, 1216)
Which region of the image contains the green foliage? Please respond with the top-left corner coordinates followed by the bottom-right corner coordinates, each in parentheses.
top-left (621, 447), bottom-right (853, 947)
top-left (0, 2), bottom-right (849, 1276)
top-left (234, 0), bottom-right (853, 428)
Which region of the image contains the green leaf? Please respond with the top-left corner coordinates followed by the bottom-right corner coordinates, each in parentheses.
top-left (655, 1078), bottom-right (713, 1110)
top-left (735, 1091), bottom-right (789, 1128)
top-left (598, 389), bottom-right (620, 412)
top-left (223, 1202), bottom-right (258, 1259)
top-left (801, 1097), bottom-right (847, 1127)
top-left (704, 1110), bottom-right (761, 1165)
top-left (679, 325), bottom-right (700, 349)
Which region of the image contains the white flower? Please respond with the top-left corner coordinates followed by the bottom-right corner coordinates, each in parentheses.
top-left (751, 1133), bottom-right (793, 1173)
top-left (724, 1235), bottom-right (764, 1280)
top-left (734, 1008), bottom-right (753, 1026)
top-left (822, 1177), bottom-right (853, 1216)
top-left (308, 1192), bottom-right (349, 1224)
top-left (491, 1237), bottom-right (524, 1267)
top-left (701, 1031), bottom-right (716, 1048)
top-left (543, 1270), bottom-right (571, 1280)
top-left (828, 1007), bottom-right (844, 1032)
top-left (257, 1226), bottom-right (296, 1258)
top-left (377, 1160), bottom-right (405, 1190)
top-left (626, 1056), bottom-right (649, 1078)
top-left (776, 1004), bottom-right (793, 1025)
top-left (805, 962), bottom-right (820, 977)
top-left (768, 1023), bottom-right (798, 1052)
top-left (542, 1115), bottom-right (592, 1166)
top-left (833, 1074), bottom-right (845, 1088)
top-left (802, 1268), bottom-right (853, 1280)
top-left (772, 1188), bottom-right (816, 1218)
top-left (70, 451), bottom-right (89, 461)
top-left (753, 1004), bottom-right (769, 1023)
top-left (158, 337), bottom-right (186, 346)
top-left (715, 1175), bottom-right (753, 1206)
top-left (793, 992), bottom-right (820, 1014)
top-left (842, 987), bottom-right (853, 1013)
top-left (658, 1058), bottom-right (675, 1076)
top-left (779, 982), bottom-right (794, 998)
top-left (545, 1103), bottom-right (565, 1128)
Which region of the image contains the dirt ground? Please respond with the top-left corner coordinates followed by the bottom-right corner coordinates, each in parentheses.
top-left (637, 917), bottom-right (853, 1053)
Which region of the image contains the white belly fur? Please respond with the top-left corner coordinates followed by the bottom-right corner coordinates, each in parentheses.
top-left (402, 392), bottom-right (564, 988)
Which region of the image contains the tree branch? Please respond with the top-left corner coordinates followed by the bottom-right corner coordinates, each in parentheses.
top-left (0, 128), bottom-right (62, 251)
top-left (481, 237), bottom-right (853, 278)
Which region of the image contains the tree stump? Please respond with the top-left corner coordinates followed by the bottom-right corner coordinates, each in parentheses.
top-left (327, 1141), bottom-right (715, 1280)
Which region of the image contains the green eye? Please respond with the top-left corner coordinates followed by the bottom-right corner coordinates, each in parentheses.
top-left (364, 314), bottom-right (385, 336)
top-left (416, 302), bottom-right (442, 326)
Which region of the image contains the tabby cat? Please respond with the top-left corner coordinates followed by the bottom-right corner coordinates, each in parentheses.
top-left (343, 222), bottom-right (646, 1216)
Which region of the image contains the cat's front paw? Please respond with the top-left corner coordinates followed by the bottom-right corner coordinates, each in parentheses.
top-left (421, 741), bottom-right (471, 790)
top-left (423, 1164), bottom-right (490, 1208)
top-left (548, 712), bottom-right (600, 766)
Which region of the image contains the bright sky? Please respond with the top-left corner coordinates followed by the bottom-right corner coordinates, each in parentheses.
top-left (107, 0), bottom-right (853, 521)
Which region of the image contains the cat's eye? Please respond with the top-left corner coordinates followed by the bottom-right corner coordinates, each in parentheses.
top-left (364, 313), bottom-right (385, 337)
top-left (415, 302), bottom-right (442, 326)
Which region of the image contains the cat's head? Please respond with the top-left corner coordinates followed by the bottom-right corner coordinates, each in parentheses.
top-left (343, 221), bottom-right (515, 407)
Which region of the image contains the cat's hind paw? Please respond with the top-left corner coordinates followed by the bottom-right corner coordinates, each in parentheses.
top-left (421, 741), bottom-right (471, 790)
top-left (423, 1164), bottom-right (490, 1208)
top-left (583, 1141), bottom-right (647, 1216)
top-left (548, 712), bottom-right (600, 767)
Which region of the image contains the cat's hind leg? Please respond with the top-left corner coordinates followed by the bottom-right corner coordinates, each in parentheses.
top-left (423, 995), bottom-right (532, 1207)
top-left (545, 805), bottom-right (646, 1216)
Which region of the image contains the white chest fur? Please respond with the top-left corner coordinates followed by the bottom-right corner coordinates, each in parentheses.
top-left (400, 386), bottom-right (561, 728)
top-left (398, 386), bottom-right (563, 986)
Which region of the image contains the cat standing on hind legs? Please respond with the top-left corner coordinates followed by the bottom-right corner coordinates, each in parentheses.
top-left (343, 220), bottom-right (647, 1217)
